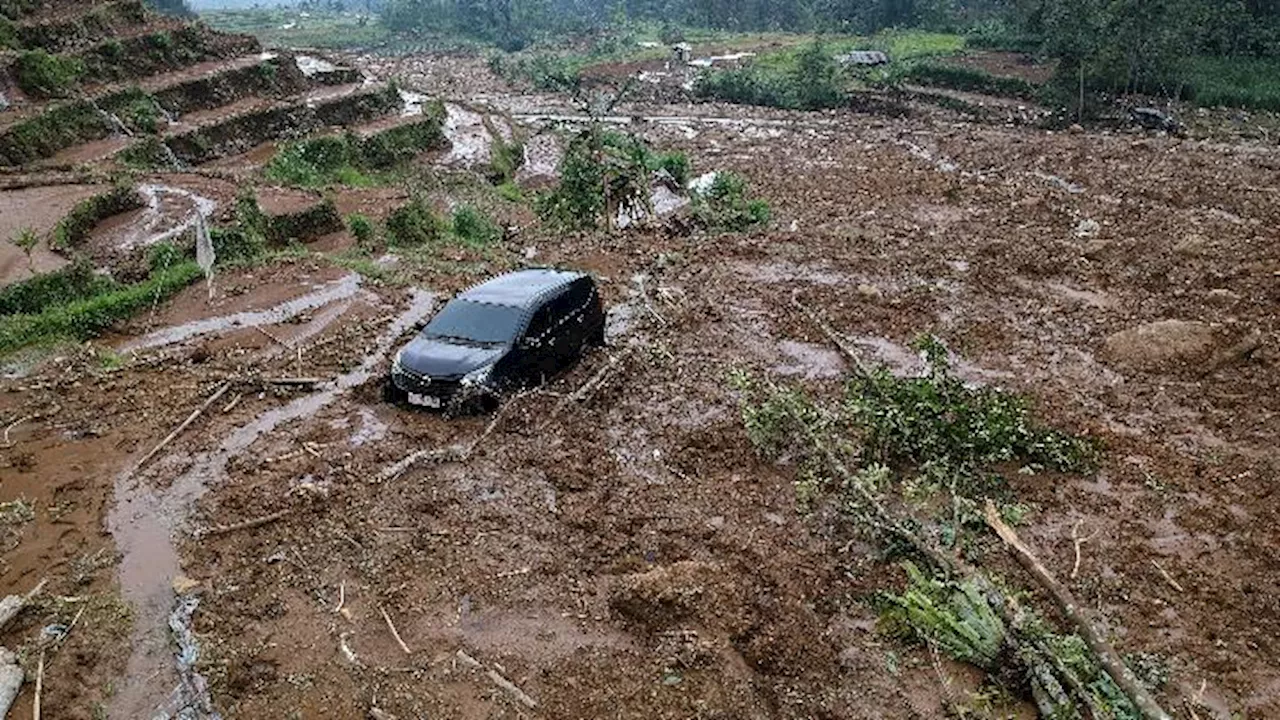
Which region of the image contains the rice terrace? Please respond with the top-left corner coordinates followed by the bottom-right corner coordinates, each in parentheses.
top-left (0, 0), bottom-right (1278, 717)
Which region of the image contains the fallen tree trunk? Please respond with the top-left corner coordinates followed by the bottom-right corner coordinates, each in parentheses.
top-left (984, 502), bottom-right (1172, 720)
top-left (0, 578), bottom-right (47, 632)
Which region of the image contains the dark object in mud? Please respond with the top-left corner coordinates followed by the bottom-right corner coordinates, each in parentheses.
top-left (1130, 107), bottom-right (1181, 134)
top-left (387, 269), bottom-right (606, 413)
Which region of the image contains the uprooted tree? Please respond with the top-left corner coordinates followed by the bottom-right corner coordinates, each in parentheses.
top-left (732, 307), bottom-right (1172, 720)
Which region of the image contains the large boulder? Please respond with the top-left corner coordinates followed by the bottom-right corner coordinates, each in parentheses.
top-left (1102, 320), bottom-right (1217, 372)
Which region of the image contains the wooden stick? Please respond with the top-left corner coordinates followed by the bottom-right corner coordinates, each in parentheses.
top-left (983, 501), bottom-right (1172, 720)
top-left (486, 668), bottom-right (538, 709)
top-left (380, 607), bottom-right (412, 655)
top-left (137, 382), bottom-right (232, 469)
top-left (195, 508), bottom-right (294, 538)
top-left (262, 377), bottom-right (324, 387)
top-left (1070, 520), bottom-right (1097, 579)
top-left (32, 649), bottom-right (43, 720)
top-left (1151, 560), bottom-right (1185, 593)
top-left (791, 291), bottom-right (873, 378)
top-left (333, 581), bottom-right (345, 615)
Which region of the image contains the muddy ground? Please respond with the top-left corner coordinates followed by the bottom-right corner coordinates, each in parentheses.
top-left (2, 46), bottom-right (1279, 720)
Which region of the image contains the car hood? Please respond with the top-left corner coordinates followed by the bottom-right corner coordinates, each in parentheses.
top-left (397, 336), bottom-right (505, 379)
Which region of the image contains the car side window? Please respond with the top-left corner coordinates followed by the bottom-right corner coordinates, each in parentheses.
top-left (524, 304), bottom-right (554, 344)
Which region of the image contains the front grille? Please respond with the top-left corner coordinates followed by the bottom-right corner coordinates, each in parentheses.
top-left (392, 365), bottom-right (461, 398)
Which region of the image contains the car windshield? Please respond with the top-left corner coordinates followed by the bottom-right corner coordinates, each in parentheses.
top-left (422, 300), bottom-right (524, 346)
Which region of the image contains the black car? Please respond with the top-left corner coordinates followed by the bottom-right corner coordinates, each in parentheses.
top-left (387, 269), bottom-right (606, 412)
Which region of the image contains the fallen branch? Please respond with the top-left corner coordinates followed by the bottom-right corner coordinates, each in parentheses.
top-left (0, 578), bottom-right (47, 632)
top-left (33, 648), bottom-right (44, 720)
top-left (137, 382), bottom-right (232, 469)
top-left (195, 508), bottom-right (294, 539)
top-left (791, 291), bottom-right (873, 378)
top-left (454, 650), bottom-right (536, 708)
top-left (984, 501), bottom-right (1172, 720)
top-left (221, 393), bottom-right (243, 414)
top-left (1151, 560), bottom-right (1185, 593)
top-left (262, 377), bottom-right (324, 388)
top-left (380, 607), bottom-right (412, 655)
top-left (1070, 520), bottom-right (1098, 579)
top-left (333, 582), bottom-right (345, 615)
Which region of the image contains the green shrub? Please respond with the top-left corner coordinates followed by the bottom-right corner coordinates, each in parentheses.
top-left (15, 51), bottom-right (85, 98)
top-left (119, 136), bottom-right (177, 170)
top-left (537, 127), bottom-right (659, 231)
top-left (210, 226), bottom-right (265, 265)
top-left (0, 16), bottom-right (18, 50)
top-left (52, 185), bottom-right (145, 249)
top-left (0, 262), bottom-right (201, 353)
top-left (347, 213), bottom-right (377, 248)
top-left (384, 197), bottom-right (445, 247)
top-left (0, 101), bottom-right (113, 165)
top-left (695, 41), bottom-right (846, 110)
top-left (653, 151), bottom-right (690, 186)
top-left (450, 206), bottom-right (501, 248)
top-left (266, 111), bottom-right (446, 188)
top-left (113, 91), bottom-right (163, 134)
top-left (693, 172), bottom-right (770, 231)
top-left (147, 242), bottom-right (185, 273)
top-left (0, 258), bottom-right (117, 316)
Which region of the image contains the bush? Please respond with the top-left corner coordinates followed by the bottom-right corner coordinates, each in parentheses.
top-left (384, 197), bottom-right (445, 247)
top-left (0, 101), bottom-right (113, 165)
top-left (450, 206), bottom-right (501, 247)
top-left (653, 152), bottom-right (690, 186)
top-left (15, 51), bottom-right (84, 98)
top-left (347, 213), bottom-right (377, 248)
top-left (119, 136), bottom-right (177, 170)
top-left (266, 111), bottom-right (446, 188)
top-left (0, 258), bottom-right (117, 316)
top-left (695, 41), bottom-right (846, 110)
top-left (693, 172), bottom-right (770, 231)
top-left (0, 262), bottom-right (201, 353)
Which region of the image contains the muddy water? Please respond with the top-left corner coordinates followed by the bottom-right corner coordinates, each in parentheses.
top-left (107, 184), bottom-right (218, 252)
top-left (121, 274), bottom-right (362, 353)
top-left (106, 289), bottom-right (438, 720)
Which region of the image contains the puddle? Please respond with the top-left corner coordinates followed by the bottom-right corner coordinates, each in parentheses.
top-left (774, 340), bottom-right (846, 379)
top-left (114, 184), bottom-right (218, 251)
top-left (121, 274), bottom-right (363, 353)
top-left (107, 289), bottom-right (438, 719)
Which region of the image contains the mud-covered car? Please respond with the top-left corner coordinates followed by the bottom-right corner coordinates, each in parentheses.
top-left (386, 269), bottom-right (606, 412)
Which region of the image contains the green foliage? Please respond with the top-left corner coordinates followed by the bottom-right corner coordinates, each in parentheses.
top-left (0, 262), bottom-right (201, 353)
top-left (14, 51), bottom-right (85, 98)
top-left (1184, 55), bottom-right (1280, 111)
top-left (847, 336), bottom-right (1095, 475)
top-left (652, 152), bottom-right (690, 186)
top-left (384, 197), bottom-right (445, 247)
top-left (0, 101), bottom-right (114, 165)
top-left (266, 112), bottom-right (446, 188)
top-left (146, 242), bottom-right (184, 273)
top-left (0, 258), bottom-right (116, 316)
top-left (487, 128), bottom-right (525, 184)
top-left (119, 136), bottom-right (177, 170)
top-left (898, 62), bottom-right (1040, 100)
top-left (450, 206), bottom-right (502, 248)
top-left (497, 53), bottom-right (585, 92)
top-left (347, 213), bottom-right (377, 249)
top-left (692, 172), bottom-right (770, 232)
top-left (113, 90), bottom-right (163, 134)
top-left (0, 16), bottom-right (18, 49)
top-left (52, 185), bottom-right (145, 250)
top-left (13, 227), bottom-right (37, 268)
top-left (210, 226), bottom-right (264, 266)
top-left (880, 562), bottom-right (1007, 669)
top-left (695, 41), bottom-right (846, 110)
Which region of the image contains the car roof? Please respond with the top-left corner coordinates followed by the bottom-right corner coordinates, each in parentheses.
top-left (457, 269), bottom-right (587, 310)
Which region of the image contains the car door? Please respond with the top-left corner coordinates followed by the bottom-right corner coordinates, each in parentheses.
top-left (517, 300), bottom-right (560, 385)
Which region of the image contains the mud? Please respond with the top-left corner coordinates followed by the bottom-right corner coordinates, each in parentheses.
top-left (3, 33), bottom-right (1280, 720)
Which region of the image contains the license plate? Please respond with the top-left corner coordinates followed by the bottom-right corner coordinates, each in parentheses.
top-left (407, 392), bottom-right (442, 408)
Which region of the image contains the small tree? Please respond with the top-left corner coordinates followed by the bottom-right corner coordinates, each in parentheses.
top-left (14, 227), bottom-right (39, 272)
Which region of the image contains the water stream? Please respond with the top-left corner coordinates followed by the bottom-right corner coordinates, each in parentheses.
top-left (106, 289), bottom-right (438, 720)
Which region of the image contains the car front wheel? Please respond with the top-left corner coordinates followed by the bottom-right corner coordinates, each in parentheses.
top-left (382, 376), bottom-right (408, 405)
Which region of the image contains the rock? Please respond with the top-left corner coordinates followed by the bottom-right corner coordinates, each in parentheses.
top-left (1206, 288), bottom-right (1241, 307)
top-left (0, 648), bottom-right (21, 718)
top-left (1175, 234), bottom-right (1211, 256)
top-left (1068, 123), bottom-right (1085, 134)
top-left (1103, 320), bottom-right (1218, 372)
top-left (1075, 218), bottom-right (1100, 237)
top-left (857, 283), bottom-right (883, 300)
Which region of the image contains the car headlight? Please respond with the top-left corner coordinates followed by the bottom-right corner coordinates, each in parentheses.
top-left (392, 349), bottom-right (404, 372)
top-left (461, 364), bottom-right (493, 387)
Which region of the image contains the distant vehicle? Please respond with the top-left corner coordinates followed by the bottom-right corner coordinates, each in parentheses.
top-left (387, 269), bottom-right (606, 413)
top-left (837, 50), bottom-right (890, 66)
top-left (1130, 107), bottom-right (1182, 135)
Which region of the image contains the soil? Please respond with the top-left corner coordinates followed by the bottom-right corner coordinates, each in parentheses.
top-left (2, 28), bottom-right (1280, 720)
top-left (943, 50), bottom-right (1059, 85)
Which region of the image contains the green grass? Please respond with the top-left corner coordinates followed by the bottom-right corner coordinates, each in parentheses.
top-left (201, 9), bottom-right (391, 50)
top-left (450, 206), bottom-right (501, 248)
top-left (1185, 55), bottom-right (1280, 111)
top-left (0, 259), bottom-right (116, 316)
top-left (265, 111), bottom-right (446, 189)
top-left (14, 50), bottom-right (85, 98)
top-left (0, 262), bottom-right (201, 353)
top-left (0, 101), bottom-right (112, 166)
